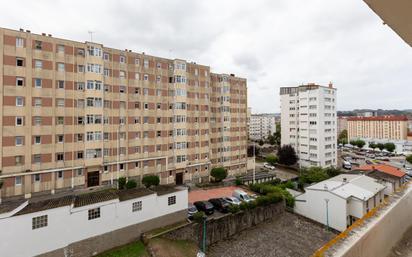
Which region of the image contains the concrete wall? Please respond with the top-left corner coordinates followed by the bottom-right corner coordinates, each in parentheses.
top-left (162, 202), bottom-right (284, 246)
top-left (0, 189), bottom-right (188, 257)
top-left (295, 190), bottom-right (348, 231)
top-left (336, 187), bottom-right (412, 257)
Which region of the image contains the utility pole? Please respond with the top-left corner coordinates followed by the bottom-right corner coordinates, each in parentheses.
top-left (88, 30), bottom-right (95, 42)
top-left (253, 142), bottom-right (256, 184)
top-left (325, 199), bottom-right (330, 230)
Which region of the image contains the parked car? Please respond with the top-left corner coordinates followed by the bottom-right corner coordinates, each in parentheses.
top-left (233, 190), bottom-right (254, 203)
top-left (223, 196), bottom-right (241, 206)
top-left (187, 204), bottom-right (198, 219)
top-left (193, 201), bottom-right (214, 215)
top-left (342, 160), bottom-right (352, 170)
top-left (208, 198), bottom-right (230, 213)
top-left (263, 162), bottom-right (276, 170)
top-left (405, 167), bottom-right (412, 176)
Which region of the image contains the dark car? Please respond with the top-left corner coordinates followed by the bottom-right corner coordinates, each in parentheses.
top-left (187, 204), bottom-right (198, 219)
top-left (194, 201), bottom-right (214, 215)
top-left (208, 198), bottom-right (230, 213)
top-left (365, 160), bottom-right (373, 165)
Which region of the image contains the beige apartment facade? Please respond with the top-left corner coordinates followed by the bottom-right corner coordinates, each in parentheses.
top-left (347, 116), bottom-right (408, 141)
top-left (0, 27), bottom-right (248, 199)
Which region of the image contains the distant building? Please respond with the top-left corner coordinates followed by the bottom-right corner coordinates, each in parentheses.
top-left (354, 164), bottom-right (407, 195)
top-left (356, 111), bottom-right (378, 117)
top-left (249, 114), bottom-right (277, 141)
top-left (280, 83), bottom-right (337, 168)
top-left (294, 174), bottom-right (386, 231)
top-left (247, 107), bottom-right (252, 138)
top-left (347, 115), bottom-right (409, 141)
top-left (337, 116), bottom-right (348, 136)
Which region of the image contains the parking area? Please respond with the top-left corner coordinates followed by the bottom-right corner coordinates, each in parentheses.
top-left (189, 186), bottom-right (247, 203)
top-left (255, 162), bottom-right (299, 181)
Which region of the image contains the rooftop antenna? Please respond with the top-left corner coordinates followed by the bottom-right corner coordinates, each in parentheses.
top-left (88, 30), bottom-right (95, 42)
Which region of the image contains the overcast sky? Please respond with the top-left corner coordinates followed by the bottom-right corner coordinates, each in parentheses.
top-left (1, 0), bottom-right (411, 113)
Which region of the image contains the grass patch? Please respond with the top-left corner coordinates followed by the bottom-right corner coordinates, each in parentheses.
top-left (146, 220), bottom-right (189, 237)
top-left (97, 241), bottom-right (148, 257)
top-left (149, 237), bottom-right (198, 257)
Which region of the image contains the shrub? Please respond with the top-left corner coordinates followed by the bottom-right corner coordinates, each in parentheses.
top-left (247, 200), bottom-right (257, 209)
top-left (384, 142), bottom-right (396, 152)
top-left (235, 177), bottom-right (243, 186)
top-left (256, 195), bottom-right (270, 206)
top-left (265, 154), bottom-right (278, 166)
top-left (193, 211), bottom-right (206, 223)
top-left (407, 155), bottom-right (412, 165)
top-left (267, 192), bottom-right (283, 204)
top-left (142, 175), bottom-right (160, 188)
top-left (125, 179), bottom-right (138, 189)
top-left (228, 204), bottom-right (240, 214)
top-left (118, 177), bottom-right (127, 189)
top-left (239, 202), bottom-right (248, 211)
top-left (283, 190), bottom-right (295, 208)
top-left (210, 167), bottom-right (228, 182)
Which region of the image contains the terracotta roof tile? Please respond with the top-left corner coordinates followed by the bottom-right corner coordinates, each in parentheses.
top-left (347, 115), bottom-right (408, 122)
top-left (356, 164), bottom-right (406, 178)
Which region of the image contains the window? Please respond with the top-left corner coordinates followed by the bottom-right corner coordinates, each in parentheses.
top-left (16, 96), bottom-right (24, 106)
top-left (88, 208), bottom-right (101, 220)
top-left (16, 58), bottom-right (24, 67)
top-left (34, 116), bottom-right (42, 126)
top-left (33, 154), bottom-right (41, 164)
top-left (57, 171), bottom-right (63, 179)
top-left (77, 168), bottom-right (83, 176)
top-left (16, 77), bottom-right (24, 86)
top-left (34, 78), bottom-right (42, 88)
top-left (34, 40), bottom-right (42, 50)
top-left (57, 80), bottom-right (65, 89)
top-left (120, 55), bottom-right (126, 63)
top-left (15, 176), bottom-right (22, 185)
top-left (56, 153), bottom-right (64, 161)
top-left (34, 136), bottom-right (41, 144)
top-left (57, 117), bottom-right (64, 125)
top-left (144, 74), bottom-right (149, 81)
top-left (132, 201), bottom-right (142, 212)
top-left (57, 98), bottom-right (65, 107)
top-left (57, 45), bottom-right (65, 53)
top-left (120, 71), bottom-right (126, 78)
top-left (143, 59), bottom-right (149, 68)
top-left (103, 53), bottom-right (110, 60)
top-left (15, 136), bottom-right (23, 146)
top-left (57, 135), bottom-right (64, 143)
top-left (119, 86), bottom-right (126, 93)
top-left (16, 37), bottom-right (24, 47)
top-left (104, 68), bottom-right (110, 77)
top-left (77, 151), bottom-right (84, 159)
top-left (119, 163), bottom-right (125, 170)
top-left (35, 60), bottom-right (42, 69)
top-left (58, 63), bottom-right (66, 71)
top-left (78, 65), bottom-right (85, 73)
top-left (168, 195), bottom-right (176, 206)
top-left (34, 173), bottom-right (41, 182)
top-left (15, 155), bottom-right (23, 165)
top-left (32, 215), bottom-right (48, 230)
top-left (16, 116), bottom-right (24, 126)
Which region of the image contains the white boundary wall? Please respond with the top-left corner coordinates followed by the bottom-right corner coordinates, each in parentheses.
top-left (0, 189), bottom-right (188, 257)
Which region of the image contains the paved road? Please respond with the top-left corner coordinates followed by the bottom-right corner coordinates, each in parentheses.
top-left (255, 162), bottom-right (298, 181)
top-left (208, 212), bottom-right (336, 257)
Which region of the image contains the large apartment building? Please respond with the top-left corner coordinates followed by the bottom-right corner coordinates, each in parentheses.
top-left (249, 113), bottom-right (277, 141)
top-left (280, 83), bottom-right (337, 167)
top-left (0, 27), bottom-right (248, 199)
top-left (347, 115), bottom-right (409, 141)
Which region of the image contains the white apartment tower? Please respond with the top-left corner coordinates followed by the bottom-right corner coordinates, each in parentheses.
top-left (249, 114), bottom-right (277, 140)
top-left (280, 83), bottom-right (337, 167)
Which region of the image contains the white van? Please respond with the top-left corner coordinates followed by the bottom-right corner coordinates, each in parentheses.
top-left (342, 161), bottom-right (352, 170)
top-left (233, 190), bottom-right (253, 203)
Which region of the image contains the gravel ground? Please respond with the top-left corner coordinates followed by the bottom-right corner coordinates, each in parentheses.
top-left (208, 212), bottom-right (336, 257)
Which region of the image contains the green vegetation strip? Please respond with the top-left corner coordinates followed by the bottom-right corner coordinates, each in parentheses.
top-left (97, 241), bottom-right (148, 257)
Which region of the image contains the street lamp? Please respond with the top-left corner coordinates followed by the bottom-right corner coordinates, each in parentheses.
top-left (324, 198), bottom-right (330, 230)
top-left (253, 142), bottom-right (256, 184)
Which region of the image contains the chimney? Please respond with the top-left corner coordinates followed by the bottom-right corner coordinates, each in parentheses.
top-left (19, 28), bottom-right (24, 32)
top-left (26, 30), bottom-right (31, 33)
top-left (48, 34), bottom-right (52, 37)
top-left (42, 33), bottom-right (46, 36)
top-left (329, 82), bottom-right (333, 88)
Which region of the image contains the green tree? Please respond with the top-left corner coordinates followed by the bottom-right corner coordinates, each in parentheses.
top-left (338, 129), bottom-right (348, 145)
top-left (277, 145), bottom-right (298, 166)
top-left (142, 175), bottom-right (160, 188)
top-left (406, 155), bottom-right (412, 165)
top-left (258, 139), bottom-right (264, 146)
top-left (324, 167), bottom-right (341, 178)
top-left (265, 154), bottom-right (278, 165)
top-left (118, 177), bottom-right (127, 189)
top-left (369, 142), bottom-right (377, 149)
top-left (210, 167), bottom-right (228, 182)
top-left (268, 124), bottom-right (281, 146)
top-left (125, 180), bottom-right (138, 189)
top-left (376, 143), bottom-right (385, 151)
top-left (355, 139), bottom-right (366, 149)
top-left (299, 167), bottom-right (329, 184)
top-left (384, 143), bottom-right (396, 152)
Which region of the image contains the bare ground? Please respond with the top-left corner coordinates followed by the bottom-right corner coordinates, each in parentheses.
top-left (388, 226), bottom-right (412, 257)
top-left (208, 212), bottom-right (336, 257)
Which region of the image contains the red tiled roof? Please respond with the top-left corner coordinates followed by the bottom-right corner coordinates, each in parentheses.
top-left (347, 115), bottom-right (408, 122)
top-left (356, 164), bottom-right (406, 178)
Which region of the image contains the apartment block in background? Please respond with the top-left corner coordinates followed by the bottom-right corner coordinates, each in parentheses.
top-left (249, 113), bottom-right (277, 141)
top-left (347, 115), bottom-right (408, 141)
top-left (0, 27), bottom-right (248, 199)
top-left (280, 83), bottom-right (337, 167)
